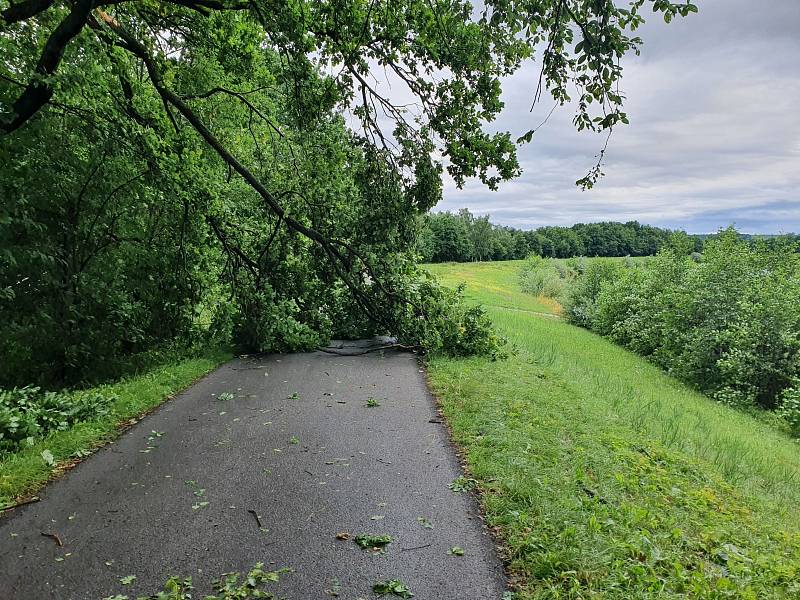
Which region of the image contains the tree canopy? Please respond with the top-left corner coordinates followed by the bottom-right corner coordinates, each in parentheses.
top-left (1, 0), bottom-right (697, 384)
top-left (418, 210), bottom-right (690, 262)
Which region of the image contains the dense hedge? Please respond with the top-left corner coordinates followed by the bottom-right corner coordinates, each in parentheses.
top-left (558, 230), bottom-right (800, 424)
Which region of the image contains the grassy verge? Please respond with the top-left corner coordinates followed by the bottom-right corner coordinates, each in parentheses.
top-left (0, 347), bottom-right (232, 508)
top-left (425, 261), bottom-right (800, 598)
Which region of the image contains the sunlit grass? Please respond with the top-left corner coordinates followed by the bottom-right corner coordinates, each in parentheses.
top-left (425, 260), bottom-right (558, 314)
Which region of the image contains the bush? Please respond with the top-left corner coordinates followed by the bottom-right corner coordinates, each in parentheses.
top-left (518, 255), bottom-right (572, 300)
top-left (779, 386), bottom-right (800, 437)
top-left (564, 259), bottom-right (626, 328)
top-left (0, 386), bottom-right (116, 453)
top-left (585, 229), bottom-right (800, 410)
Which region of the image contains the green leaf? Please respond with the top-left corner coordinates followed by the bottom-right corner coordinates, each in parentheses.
top-left (449, 476), bottom-right (477, 493)
top-left (41, 449), bottom-right (55, 466)
top-left (354, 534), bottom-right (393, 549)
top-left (373, 579), bottom-right (413, 598)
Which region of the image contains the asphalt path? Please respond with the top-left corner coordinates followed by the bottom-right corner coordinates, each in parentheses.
top-left (0, 343), bottom-right (506, 599)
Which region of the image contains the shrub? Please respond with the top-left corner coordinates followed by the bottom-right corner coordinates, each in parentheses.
top-left (779, 386), bottom-right (800, 437)
top-left (585, 229), bottom-right (800, 410)
top-left (0, 386), bottom-right (116, 453)
top-left (519, 256), bottom-right (571, 300)
top-left (564, 259), bottom-right (626, 328)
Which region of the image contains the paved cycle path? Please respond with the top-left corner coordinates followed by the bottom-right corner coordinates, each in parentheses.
top-left (0, 344), bottom-right (506, 599)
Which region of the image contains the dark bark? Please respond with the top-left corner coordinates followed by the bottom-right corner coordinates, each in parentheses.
top-left (0, 0), bottom-right (56, 26)
top-left (94, 10), bottom-right (398, 330)
top-left (1, 0), bottom-right (94, 134)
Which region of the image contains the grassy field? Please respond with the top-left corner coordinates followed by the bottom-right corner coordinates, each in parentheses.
top-left (0, 348), bottom-right (232, 508)
top-left (425, 261), bottom-right (800, 598)
top-left (426, 260), bottom-right (562, 315)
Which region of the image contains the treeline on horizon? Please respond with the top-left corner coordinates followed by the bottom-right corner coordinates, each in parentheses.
top-left (418, 208), bottom-right (799, 262)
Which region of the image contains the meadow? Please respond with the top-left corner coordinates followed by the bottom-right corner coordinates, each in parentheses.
top-left (425, 260), bottom-right (800, 598)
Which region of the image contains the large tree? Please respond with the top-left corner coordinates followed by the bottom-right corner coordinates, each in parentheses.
top-left (0, 0), bottom-right (696, 381)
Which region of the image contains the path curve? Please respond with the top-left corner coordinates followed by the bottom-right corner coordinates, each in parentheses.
top-left (0, 345), bottom-right (506, 599)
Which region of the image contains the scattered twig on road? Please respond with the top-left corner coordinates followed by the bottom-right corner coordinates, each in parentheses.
top-left (41, 532), bottom-right (63, 547)
top-left (247, 509), bottom-right (263, 529)
top-left (0, 496), bottom-right (40, 512)
top-left (400, 543), bottom-right (432, 552)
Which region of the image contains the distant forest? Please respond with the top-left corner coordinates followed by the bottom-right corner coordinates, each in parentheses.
top-left (418, 209), bottom-right (798, 262)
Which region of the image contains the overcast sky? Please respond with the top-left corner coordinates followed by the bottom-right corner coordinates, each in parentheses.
top-left (434, 0), bottom-right (800, 234)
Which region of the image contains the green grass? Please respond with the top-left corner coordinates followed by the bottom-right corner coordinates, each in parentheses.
top-left (0, 348), bottom-right (232, 507)
top-left (426, 260), bottom-right (562, 315)
top-left (425, 260), bottom-right (800, 598)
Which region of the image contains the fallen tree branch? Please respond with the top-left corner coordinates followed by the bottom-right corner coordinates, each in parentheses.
top-left (94, 10), bottom-right (405, 335)
top-left (400, 543), bottom-right (431, 552)
top-left (2, 0), bottom-right (94, 133)
top-left (1, 0), bottom-right (56, 26)
top-left (317, 343), bottom-right (421, 356)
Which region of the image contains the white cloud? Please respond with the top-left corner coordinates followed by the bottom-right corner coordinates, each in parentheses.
top-left (435, 0), bottom-right (800, 233)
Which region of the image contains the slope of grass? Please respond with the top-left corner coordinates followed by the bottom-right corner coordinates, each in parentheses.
top-left (0, 348), bottom-right (232, 508)
top-left (425, 260), bottom-right (561, 315)
top-left (425, 261), bottom-right (800, 598)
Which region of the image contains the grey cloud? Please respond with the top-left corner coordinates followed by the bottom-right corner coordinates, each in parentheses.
top-left (436, 0), bottom-right (800, 234)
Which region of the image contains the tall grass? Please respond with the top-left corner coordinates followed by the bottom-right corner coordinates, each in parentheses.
top-left (490, 307), bottom-right (800, 512)
top-left (426, 260), bottom-right (800, 597)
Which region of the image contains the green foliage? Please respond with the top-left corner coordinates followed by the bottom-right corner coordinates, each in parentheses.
top-left (421, 214), bottom-right (798, 265)
top-left (389, 267), bottom-right (508, 359)
top-left (449, 475), bottom-right (477, 493)
top-left (232, 287), bottom-right (324, 354)
top-left (563, 259), bottom-right (626, 327)
top-left (427, 261), bottom-right (800, 598)
top-left (354, 534), bottom-right (393, 549)
top-left (518, 256), bottom-right (573, 301)
top-left (578, 229), bottom-right (800, 410)
top-left (779, 386), bottom-right (800, 437)
top-left (372, 580), bottom-right (413, 598)
top-left (0, 386), bottom-right (115, 453)
top-left (103, 563), bottom-right (288, 600)
top-left (419, 213), bottom-right (688, 263)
